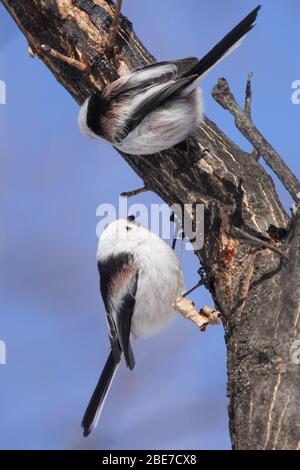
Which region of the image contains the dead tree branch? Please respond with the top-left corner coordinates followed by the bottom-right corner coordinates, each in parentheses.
top-left (212, 77), bottom-right (300, 201)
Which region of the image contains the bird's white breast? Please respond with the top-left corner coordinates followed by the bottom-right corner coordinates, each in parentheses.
top-left (114, 87), bottom-right (203, 155)
top-left (131, 237), bottom-right (184, 337)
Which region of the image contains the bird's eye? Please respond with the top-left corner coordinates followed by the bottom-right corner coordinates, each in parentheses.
top-left (126, 226), bottom-right (132, 232)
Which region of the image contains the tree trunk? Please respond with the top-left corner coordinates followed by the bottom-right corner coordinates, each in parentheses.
top-left (2, 0), bottom-right (299, 450)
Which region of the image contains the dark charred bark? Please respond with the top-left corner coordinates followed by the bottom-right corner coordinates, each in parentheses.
top-left (2, 0), bottom-right (299, 449)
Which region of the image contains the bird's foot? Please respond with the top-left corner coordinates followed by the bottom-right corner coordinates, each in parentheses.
top-left (181, 268), bottom-right (208, 298)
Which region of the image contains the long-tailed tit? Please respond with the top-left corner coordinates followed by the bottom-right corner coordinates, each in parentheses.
top-left (78, 6), bottom-right (261, 155)
top-left (82, 217), bottom-right (184, 436)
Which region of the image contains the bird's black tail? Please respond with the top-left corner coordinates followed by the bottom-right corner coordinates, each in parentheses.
top-left (82, 350), bottom-right (120, 437)
top-left (183, 6), bottom-right (261, 79)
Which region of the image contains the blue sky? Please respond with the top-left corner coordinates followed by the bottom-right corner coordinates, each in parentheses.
top-left (0, 0), bottom-right (299, 450)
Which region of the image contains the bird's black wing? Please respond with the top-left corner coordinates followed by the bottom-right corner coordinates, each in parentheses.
top-left (115, 74), bottom-right (199, 142)
top-left (103, 57), bottom-right (198, 101)
top-left (136, 57), bottom-right (199, 78)
top-left (98, 252), bottom-right (139, 369)
top-left (115, 271), bottom-right (138, 370)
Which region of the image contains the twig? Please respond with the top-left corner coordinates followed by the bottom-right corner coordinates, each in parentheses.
top-left (244, 72), bottom-right (261, 160)
top-left (120, 186), bottom-right (148, 198)
top-left (212, 78), bottom-right (300, 202)
top-left (231, 226), bottom-right (288, 259)
top-left (40, 44), bottom-right (88, 72)
top-left (244, 72), bottom-right (253, 118)
top-left (106, 0), bottom-right (123, 50)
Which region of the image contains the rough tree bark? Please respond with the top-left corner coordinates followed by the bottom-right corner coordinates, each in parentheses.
top-left (2, 0), bottom-right (299, 450)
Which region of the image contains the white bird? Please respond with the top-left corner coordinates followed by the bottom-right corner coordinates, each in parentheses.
top-left (78, 6), bottom-right (261, 155)
top-left (82, 216), bottom-right (184, 436)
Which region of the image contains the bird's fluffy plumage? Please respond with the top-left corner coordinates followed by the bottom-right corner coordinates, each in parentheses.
top-left (78, 6), bottom-right (261, 155)
top-left (82, 218), bottom-right (184, 436)
top-left (97, 218), bottom-right (184, 337)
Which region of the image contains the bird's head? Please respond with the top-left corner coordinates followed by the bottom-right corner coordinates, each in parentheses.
top-left (97, 217), bottom-right (157, 260)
